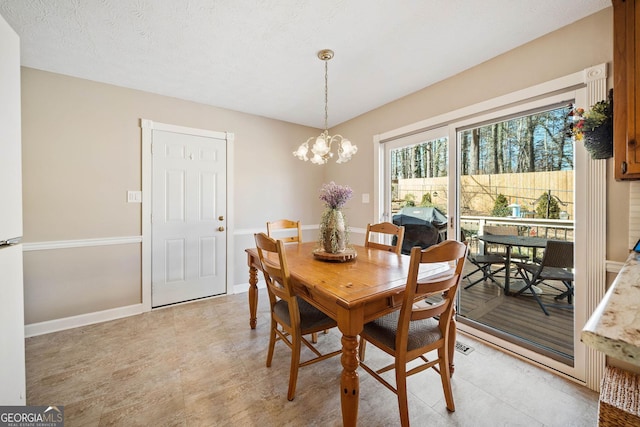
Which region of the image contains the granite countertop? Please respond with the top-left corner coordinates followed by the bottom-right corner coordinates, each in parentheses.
top-left (582, 252), bottom-right (640, 366)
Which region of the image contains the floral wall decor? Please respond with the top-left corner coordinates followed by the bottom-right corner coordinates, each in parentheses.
top-left (568, 88), bottom-right (613, 159)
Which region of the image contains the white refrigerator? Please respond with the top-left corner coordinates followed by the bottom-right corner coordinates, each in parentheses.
top-left (0, 12), bottom-right (26, 405)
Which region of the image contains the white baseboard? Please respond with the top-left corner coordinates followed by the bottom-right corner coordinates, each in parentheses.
top-left (24, 282), bottom-right (266, 337)
top-left (233, 280), bottom-right (266, 294)
top-left (606, 260), bottom-right (625, 274)
top-left (25, 303), bottom-right (145, 337)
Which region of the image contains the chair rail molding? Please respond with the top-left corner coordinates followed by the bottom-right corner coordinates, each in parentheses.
top-left (23, 236), bottom-right (142, 251)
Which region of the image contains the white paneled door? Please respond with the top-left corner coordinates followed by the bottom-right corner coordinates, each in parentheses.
top-left (0, 12), bottom-right (26, 405)
top-left (152, 129), bottom-right (227, 307)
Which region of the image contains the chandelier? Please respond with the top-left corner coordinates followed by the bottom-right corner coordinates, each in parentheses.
top-left (293, 49), bottom-right (357, 164)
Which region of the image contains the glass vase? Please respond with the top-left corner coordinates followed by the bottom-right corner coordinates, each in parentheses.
top-left (320, 208), bottom-right (347, 253)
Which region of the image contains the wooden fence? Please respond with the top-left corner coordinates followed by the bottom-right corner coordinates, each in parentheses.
top-left (396, 170), bottom-right (574, 219)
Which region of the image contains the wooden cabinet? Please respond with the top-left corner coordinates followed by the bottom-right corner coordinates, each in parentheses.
top-left (614, 0), bottom-right (640, 180)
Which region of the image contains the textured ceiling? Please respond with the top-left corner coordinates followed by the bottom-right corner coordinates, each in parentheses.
top-left (0, 0), bottom-right (610, 128)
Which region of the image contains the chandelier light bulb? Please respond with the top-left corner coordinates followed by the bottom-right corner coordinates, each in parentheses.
top-left (293, 141), bottom-right (310, 161)
top-left (337, 138), bottom-right (358, 163)
top-left (310, 152), bottom-right (325, 165)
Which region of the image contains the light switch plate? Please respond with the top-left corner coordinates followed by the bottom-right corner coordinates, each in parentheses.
top-left (127, 191), bottom-right (142, 203)
top-left (362, 193), bottom-right (370, 204)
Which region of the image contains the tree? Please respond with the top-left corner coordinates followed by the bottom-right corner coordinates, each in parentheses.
top-left (491, 194), bottom-right (510, 217)
top-left (535, 192), bottom-right (561, 219)
top-left (403, 194), bottom-right (416, 207)
top-left (459, 105), bottom-right (573, 176)
top-left (419, 193), bottom-right (433, 206)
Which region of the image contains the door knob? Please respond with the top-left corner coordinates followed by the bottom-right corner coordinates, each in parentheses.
top-left (218, 226), bottom-right (225, 232)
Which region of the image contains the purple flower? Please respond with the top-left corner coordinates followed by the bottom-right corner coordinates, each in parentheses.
top-left (319, 182), bottom-right (353, 209)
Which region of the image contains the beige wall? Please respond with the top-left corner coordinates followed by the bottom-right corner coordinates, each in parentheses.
top-left (21, 69), bottom-right (327, 323)
top-left (22, 7), bottom-right (627, 325)
top-left (330, 7), bottom-right (628, 262)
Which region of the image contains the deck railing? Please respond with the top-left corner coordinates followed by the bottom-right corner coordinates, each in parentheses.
top-left (460, 215), bottom-right (574, 255)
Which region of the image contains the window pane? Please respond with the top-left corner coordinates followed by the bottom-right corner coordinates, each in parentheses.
top-left (390, 137), bottom-right (448, 215)
top-left (458, 104), bottom-right (575, 366)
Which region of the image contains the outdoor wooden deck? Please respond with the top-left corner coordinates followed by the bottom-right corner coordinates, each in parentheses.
top-left (458, 262), bottom-right (574, 365)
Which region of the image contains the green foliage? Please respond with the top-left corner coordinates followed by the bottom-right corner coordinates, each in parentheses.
top-left (491, 194), bottom-right (511, 217)
top-left (535, 192), bottom-right (560, 219)
top-left (583, 101), bottom-right (610, 131)
top-left (403, 194), bottom-right (416, 207)
top-left (419, 193), bottom-right (433, 206)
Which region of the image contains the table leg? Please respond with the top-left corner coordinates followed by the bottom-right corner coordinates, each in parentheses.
top-left (504, 246), bottom-right (512, 294)
top-left (340, 334), bottom-right (359, 426)
top-left (248, 265), bottom-right (258, 329)
top-left (337, 306), bottom-right (363, 427)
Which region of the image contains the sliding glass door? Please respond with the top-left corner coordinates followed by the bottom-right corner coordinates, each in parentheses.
top-left (378, 88), bottom-right (586, 379)
top-left (456, 102), bottom-right (575, 366)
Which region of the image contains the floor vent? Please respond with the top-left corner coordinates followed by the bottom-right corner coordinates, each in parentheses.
top-left (455, 341), bottom-right (474, 355)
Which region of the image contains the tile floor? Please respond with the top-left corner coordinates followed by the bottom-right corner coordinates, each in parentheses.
top-left (25, 289), bottom-right (598, 426)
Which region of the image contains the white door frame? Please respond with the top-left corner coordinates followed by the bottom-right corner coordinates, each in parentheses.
top-left (140, 119), bottom-right (234, 311)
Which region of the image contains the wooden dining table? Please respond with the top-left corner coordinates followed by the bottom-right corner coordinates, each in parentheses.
top-left (245, 242), bottom-right (450, 426)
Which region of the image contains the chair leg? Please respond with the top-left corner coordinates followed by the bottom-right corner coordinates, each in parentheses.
top-left (358, 338), bottom-right (367, 362)
top-left (287, 332), bottom-right (302, 401)
top-left (554, 280), bottom-right (574, 304)
top-left (464, 264), bottom-right (505, 289)
top-left (311, 332), bottom-right (318, 343)
top-left (532, 291), bottom-right (549, 316)
top-left (514, 269), bottom-right (550, 316)
top-left (438, 347), bottom-right (455, 411)
top-left (395, 360), bottom-right (410, 427)
top-left (464, 265), bottom-right (490, 289)
top-left (266, 318), bottom-right (277, 367)
top-left (514, 277), bottom-right (550, 316)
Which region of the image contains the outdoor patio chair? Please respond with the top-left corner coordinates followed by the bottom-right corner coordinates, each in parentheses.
top-left (513, 240), bottom-right (574, 316)
top-left (461, 230), bottom-right (509, 290)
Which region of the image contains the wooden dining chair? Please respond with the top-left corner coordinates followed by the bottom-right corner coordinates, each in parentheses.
top-left (513, 240), bottom-right (574, 316)
top-left (364, 222), bottom-right (405, 254)
top-left (358, 240), bottom-right (468, 426)
top-left (253, 233), bottom-right (341, 401)
top-left (266, 219), bottom-right (302, 244)
top-left (266, 220), bottom-right (328, 341)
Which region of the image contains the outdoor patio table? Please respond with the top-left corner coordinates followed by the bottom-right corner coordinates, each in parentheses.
top-left (477, 234), bottom-right (549, 294)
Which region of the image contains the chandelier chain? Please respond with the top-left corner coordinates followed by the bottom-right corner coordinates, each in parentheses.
top-left (324, 59), bottom-right (329, 132)
top-left (292, 49), bottom-right (357, 164)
